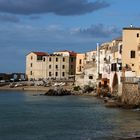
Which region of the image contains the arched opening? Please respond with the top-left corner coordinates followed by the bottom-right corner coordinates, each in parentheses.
top-left (112, 73), bottom-right (118, 95)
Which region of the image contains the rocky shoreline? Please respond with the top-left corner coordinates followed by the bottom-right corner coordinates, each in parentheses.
top-left (0, 85), bottom-right (140, 110)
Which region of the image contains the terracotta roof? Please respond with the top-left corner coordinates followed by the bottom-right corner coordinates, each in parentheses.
top-left (33, 52), bottom-right (48, 56)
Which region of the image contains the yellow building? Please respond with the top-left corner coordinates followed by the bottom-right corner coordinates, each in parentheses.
top-left (26, 51), bottom-right (77, 81)
top-left (76, 53), bottom-right (85, 75)
top-left (26, 52), bottom-right (48, 80)
top-left (122, 27), bottom-right (140, 77)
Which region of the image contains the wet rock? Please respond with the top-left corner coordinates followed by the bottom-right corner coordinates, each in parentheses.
top-left (44, 88), bottom-right (71, 96)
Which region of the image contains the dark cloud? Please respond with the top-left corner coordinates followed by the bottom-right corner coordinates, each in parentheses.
top-left (0, 0), bottom-right (110, 16)
top-left (0, 14), bottom-right (20, 22)
top-left (74, 24), bottom-right (121, 38)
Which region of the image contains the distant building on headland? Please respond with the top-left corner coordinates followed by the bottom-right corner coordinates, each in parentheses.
top-left (0, 73), bottom-right (26, 82)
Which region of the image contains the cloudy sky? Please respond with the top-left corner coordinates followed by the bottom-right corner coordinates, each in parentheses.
top-left (0, 0), bottom-right (140, 72)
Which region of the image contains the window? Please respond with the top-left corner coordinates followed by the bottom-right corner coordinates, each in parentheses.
top-left (56, 65), bottom-right (58, 69)
top-left (49, 72), bottom-right (51, 76)
top-left (111, 63), bottom-right (117, 71)
top-left (55, 72), bottom-right (58, 77)
top-left (43, 58), bottom-right (45, 61)
top-left (138, 45), bottom-right (140, 51)
top-left (137, 33), bottom-right (139, 38)
top-left (62, 65), bottom-right (65, 69)
top-left (49, 65), bottom-right (51, 69)
top-left (37, 56), bottom-right (43, 60)
top-left (30, 63), bottom-right (32, 67)
top-left (31, 56), bottom-right (33, 60)
top-left (79, 66), bottom-right (82, 72)
top-left (30, 71), bottom-right (32, 75)
top-left (79, 59), bottom-right (82, 64)
top-left (118, 63), bottom-right (122, 70)
top-left (63, 57), bottom-right (65, 62)
top-left (49, 57), bottom-right (51, 62)
top-left (130, 50), bottom-right (135, 58)
top-left (56, 58), bottom-right (58, 62)
top-left (132, 64), bottom-right (134, 66)
top-left (62, 72), bottom-right (65, 77)
top-left (89, 76), bottom-right (93, 79)
top-left (71, 72), bottom-right (73, 75)
top-left (71, 65), bottom-right (73, 69)
top-left (119, 45), bottom-right (122, 54)
top-left (71, 57), bottom-right (74, 62)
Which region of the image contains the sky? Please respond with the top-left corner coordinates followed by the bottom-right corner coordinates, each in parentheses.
top-left (0, 0), bottom-right (140, 73)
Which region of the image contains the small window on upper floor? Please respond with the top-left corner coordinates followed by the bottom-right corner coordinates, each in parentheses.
top-left (137, 33), bottom-right (139, 38)
top-left (71, 65), bottom-right (73, 69)
top-left (79, 66), bottom-right (82, 72)
top-left (56, 58), bottom-right (58, 62)
top-left (130, 50), bottom-right (135, 58)
top-left (49, 65), bottom-right (51, 69)
top-left (31, 56), bottom-right (33, 60)
top-left (63, 57), bottom-right (65, 62)
top-left (62, 65), bottom-right (65, 69)
top-left (79, 59), bottom-right (82, 64)
top-left (62, 72), bottom-right (65, 77)
top-left (89, 76), bottom-right (93, 79)
top-left (119, 45), bottom-right (122, 54)
top-left (49, 72), bottom-right (51, 76)
top-left (37, 56), bottom-right (43, 60)
top-left (49, 57), bottom-right (51, 62)
top-left (55, 72), bottom-right (58, 77)
top-left (71, 57), bottom-right (74, 62)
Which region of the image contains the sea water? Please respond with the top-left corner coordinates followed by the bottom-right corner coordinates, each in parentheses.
top-left (0, 91), bottom-right (139, 140)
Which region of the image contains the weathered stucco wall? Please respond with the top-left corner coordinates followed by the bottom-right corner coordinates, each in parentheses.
top-left (122, 83), bottom-right (140, 105)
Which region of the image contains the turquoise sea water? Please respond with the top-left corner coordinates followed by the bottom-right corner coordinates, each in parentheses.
top-left (0, 91), bottom-right (139, 140)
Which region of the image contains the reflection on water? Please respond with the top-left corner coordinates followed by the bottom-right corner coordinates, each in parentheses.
top-left (0, 90), bottom-right (139, 140)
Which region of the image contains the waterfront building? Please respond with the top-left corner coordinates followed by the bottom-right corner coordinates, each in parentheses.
top-left (26, 50), bottom-right (76, 81)
top-left (97, 37), bottom-right (122, 95)
top-left (26, 52), bottom-right (48, 80)
top-left (97, 26), bottom-right (140, 96)
top-left (122, 27), bottom-right (140, 78)
top-left (76, 53), bottom-right (85, 75)
top-left (75, 51), bottom-right (98, 87)
top-left (85, 50), bottom-right (96, 62)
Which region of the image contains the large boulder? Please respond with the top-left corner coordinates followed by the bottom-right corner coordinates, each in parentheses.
top-left (45, 88), bottom-right (71, 96)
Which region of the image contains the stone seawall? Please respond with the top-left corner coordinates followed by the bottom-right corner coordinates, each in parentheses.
top-left (122, 83), bottom-right (140, 106)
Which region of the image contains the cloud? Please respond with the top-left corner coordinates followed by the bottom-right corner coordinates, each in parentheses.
top-left (0, 0), bottom-right (110, 16)
top-left (0, 14), bottom-right (20, 22)
top-left (0, 23), bottom-right (121, 72)
top-left (72, 24), bottom-right (121, 38)
top-left (29, 15), bottom-right (41, 20)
